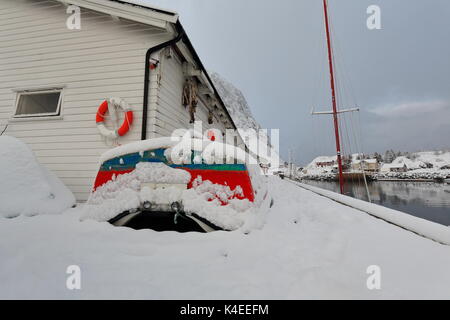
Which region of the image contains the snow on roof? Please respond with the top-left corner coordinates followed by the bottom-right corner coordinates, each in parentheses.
top-left (99, 135), bottom-right (256, 166)
top-left (119, 0), bottom-right (178, 17)
top-left (59, 0), bottom-right (179, 25)
top-left (381, 163), bottom-right (407, 169)
top-left (353, 158), bottom-right (378, 164)
top-left (312, 156), bottom-right (337, 163)
top-left (414, 151), bottom-right (450, 168)
top-left (391, 156), bottom-right (426, 170)
top-left (381, 152), bottom-right (450, 170)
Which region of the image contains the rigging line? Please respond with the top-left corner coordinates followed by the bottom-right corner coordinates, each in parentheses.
top-left (329, 12), bottom-right (351, 180)
top-left (332, 60), bottom-right (347, 167)
top-left (356, 109), bottom-right (365, 156)
top-left (349, 112), bottom-right (363, 195)
top-left (341, 112), bottom-right (357, 189)
top-left (344, 102), bottom-right (362, 192)
top-left (311, 11), bottom-right (327, 114)
top-left (333, 33), bottom-right (362, 173)
top-left (334, 60), bottom-right (349, 157)
top-left (353, 109), bottom-right (371, 202)
top-left (315, 1), bottom-right (332, 157)
top-left (351, 111), bottom-right (362, 156)
top-left (311, 17), bottom-right (323, 160)
top-left (310, 1), bottom-right (329, 115)
top-left (311, 111), bottom-right (318, 157)
top-left (336, 65), bottom-right (359, 192)
top-left (328, 6), bottom-right (364, 195)
top-left (327, 9), bottom-right (359, 108)
top-left (330, 6), bottom-right (359, 193)
top-left (329, 5), bottom-right (353, 190)
top-left (0, 123), bottom-right (8, 136)
top-left (346, 106), bottom-right (358, 158)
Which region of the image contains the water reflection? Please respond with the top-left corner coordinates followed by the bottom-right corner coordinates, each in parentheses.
top-left (303, 180), bottom-right (450, 226)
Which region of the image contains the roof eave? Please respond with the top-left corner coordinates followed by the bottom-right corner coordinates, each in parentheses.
top-left (57, 0), bottom-right (237, 130)
top-left (58, 0), bottom-right (178, 29)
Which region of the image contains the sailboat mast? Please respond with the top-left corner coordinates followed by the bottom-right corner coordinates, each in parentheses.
top-left (323, 0), bottom-right (345, 194)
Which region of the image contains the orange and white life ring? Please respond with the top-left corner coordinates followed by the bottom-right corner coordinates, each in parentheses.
top-left (96, 98), bottom-right (133, 139)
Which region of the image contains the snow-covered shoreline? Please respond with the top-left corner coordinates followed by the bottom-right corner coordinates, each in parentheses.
top-left (374, 169), bottom-right (450, 181)
top-left (300, 151), bottom-right (450, 182)
top-left (1, 176), bottom-right (449, 299)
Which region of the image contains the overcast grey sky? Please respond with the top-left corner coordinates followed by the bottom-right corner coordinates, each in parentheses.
top-left (145, 0), bottom-right (450, 165)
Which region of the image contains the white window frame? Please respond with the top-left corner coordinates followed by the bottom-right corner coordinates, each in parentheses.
top-left (13, 88), bottom-right (64, 119)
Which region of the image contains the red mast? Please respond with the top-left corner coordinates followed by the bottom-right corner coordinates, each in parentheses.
top-left (323, 0), bottom-right (345, 194)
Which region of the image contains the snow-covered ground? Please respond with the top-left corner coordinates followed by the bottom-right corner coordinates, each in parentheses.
top-left (411, 151), bottom-right (450, 169)
top-left (1, 176), bottom-right (449, 299)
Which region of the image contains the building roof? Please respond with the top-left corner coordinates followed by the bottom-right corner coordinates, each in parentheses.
top-left (57, 0), bottom-right (237, 130)
top-left (381, 163), bottom-right (407, 169)
top-left (112, 0), bottom-right (178, 17)
top-left (354, 158), bottom-right (378, 164)
top-left (313, 156), bottom-right (337, 163)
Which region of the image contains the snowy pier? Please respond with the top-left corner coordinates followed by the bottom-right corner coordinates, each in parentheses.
top-left (292, 180), bottom-right (450, 245)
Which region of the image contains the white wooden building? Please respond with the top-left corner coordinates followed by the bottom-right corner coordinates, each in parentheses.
top-left (0, 0), bottom-right (241, 201)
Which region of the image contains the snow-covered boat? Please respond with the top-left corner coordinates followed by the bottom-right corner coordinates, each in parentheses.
top-left (83, 135), bottom-right (271, 232)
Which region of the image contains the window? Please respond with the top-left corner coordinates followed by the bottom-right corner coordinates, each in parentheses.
top-left (14, 88), bottom-right (63, 118)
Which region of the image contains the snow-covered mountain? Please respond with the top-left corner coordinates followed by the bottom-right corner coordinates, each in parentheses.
top-left (211, 72), bottom-right (281, 167)
top-left (210, 72), bottom-right (261, 132)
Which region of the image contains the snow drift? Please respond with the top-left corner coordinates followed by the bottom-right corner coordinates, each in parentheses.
top-left (0, 135), bottom-right (75, 218)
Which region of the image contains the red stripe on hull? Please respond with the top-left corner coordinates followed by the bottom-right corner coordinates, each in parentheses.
top-left (183, 169), bottom-right (254, 202)
top-left (93, 169), bottom-right (134, 190)
top-left (93, 167), bottom-right (255, 202)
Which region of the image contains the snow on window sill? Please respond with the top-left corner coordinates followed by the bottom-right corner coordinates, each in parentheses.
top-left (9, 115), bottom-right (64, 122)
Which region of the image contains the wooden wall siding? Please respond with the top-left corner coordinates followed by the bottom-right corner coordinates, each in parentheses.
top-left (0, 0), bottom-right (235, 202)
top-left (0, 0), bottom-right (173, 201)
top-left (153, 50), bottom-right (226, 138)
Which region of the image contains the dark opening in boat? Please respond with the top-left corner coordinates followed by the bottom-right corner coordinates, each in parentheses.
top-left (108, 208), bottom-right (223, 233)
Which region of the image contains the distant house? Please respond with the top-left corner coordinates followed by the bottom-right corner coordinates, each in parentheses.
top-left (423, 162), bottom-right (434, 169)
top-left (316, 160), bottom-right (335, 167)
top-left (389, 163), bottom-right (408, 172)
top-left (313, 156), bottom-right (337, 168)
top-left (0, 0), bottom-right (241, 201)
top-left (330, 164), bottom-right (338, 174)
top-left (352, 159), bottom-right (379, 172)
top-left (380, 163), bottom-right (404, 173)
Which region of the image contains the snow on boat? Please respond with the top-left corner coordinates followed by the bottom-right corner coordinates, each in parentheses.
top-left (82, 136), bottom-right (271, 232)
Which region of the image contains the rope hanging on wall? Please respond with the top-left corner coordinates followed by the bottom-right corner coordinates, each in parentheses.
top-left (208, 110), bottom-right (214, 125)
top-left (182, 77), bottom-right (198, 123)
